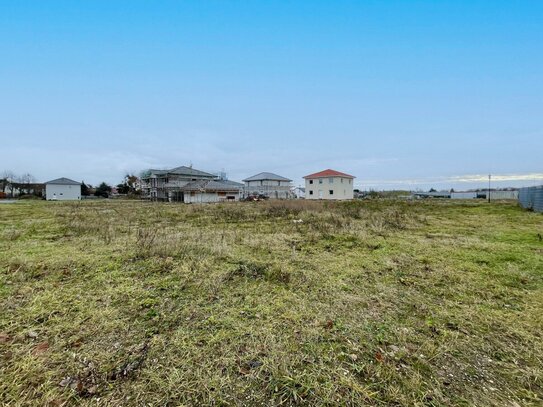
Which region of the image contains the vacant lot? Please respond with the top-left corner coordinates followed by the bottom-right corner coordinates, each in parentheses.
top-left (1, 199), bottom-right (542, 406)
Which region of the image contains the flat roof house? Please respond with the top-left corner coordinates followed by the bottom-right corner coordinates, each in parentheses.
top-left (304, 169), bottom-right (355, 200)
top-left (242, 172), bottom-right (293, 199)
top-left (45, 178), bottom-right (82, 201)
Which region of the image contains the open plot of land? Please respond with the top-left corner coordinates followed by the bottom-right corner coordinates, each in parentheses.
top-left (1, 199), bottom-right (542, 406)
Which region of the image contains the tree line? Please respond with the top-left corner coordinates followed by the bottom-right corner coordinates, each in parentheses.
top-left (0, 171), bottom-right (39, 198)
top-left (0, 171), bottom-right (140, 199)
top-left (85, 174), bottom-right (140, 198)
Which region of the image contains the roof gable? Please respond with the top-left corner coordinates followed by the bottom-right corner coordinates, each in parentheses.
top-left (181, 179), bottom-right (243, 192)
top-left (303, 169), bottom-right (355, 179)
top-left (145, 166), bottom-right (216, 178)
top-left (169, 166), bottom-right (216, 177)
top-left (45, 177), bottom-right (82, 185)
top-left (242, 172), bottom-right (292, 182)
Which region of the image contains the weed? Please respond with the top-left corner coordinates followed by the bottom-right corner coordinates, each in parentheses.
top-left (0, 200), bottom-right (542, 406)
top-left (2, 228), bottom-right (22, 241)
top-left (230, 260), bottom-right (269, 279)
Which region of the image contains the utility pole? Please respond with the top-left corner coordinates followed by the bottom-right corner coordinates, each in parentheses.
top-left (488, 174), bottom-right (491, 203)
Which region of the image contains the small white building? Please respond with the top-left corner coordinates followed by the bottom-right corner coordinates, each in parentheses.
top-left (243, 172), bottom-right (293, 199)
top-left (293, 187), bottom-right (306, 199)
top-left (181, 179), bottom-right (244, 203)
top-left (45, 178), bottom-right (82, 201)
top-left (304, 169), bottom-right (355, 200)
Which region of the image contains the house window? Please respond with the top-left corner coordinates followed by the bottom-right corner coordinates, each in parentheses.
top-left (349, 179), bottom-right (351, 184)
top-left (329, 190), bottom-right (333, 195)
top-left (309, 180), bottom-right (313, 184)
top-left (341, 178), bottom-right (344, 183)
top-left (309, 190), bottom-right (313, 195)
top-left (329, 178), bottom-right (333, 184)
top-left (319, 179), bottom-right (323, 184)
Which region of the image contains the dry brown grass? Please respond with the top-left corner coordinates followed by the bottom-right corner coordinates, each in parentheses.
top-left (0, 199), bottom-right (542, 406)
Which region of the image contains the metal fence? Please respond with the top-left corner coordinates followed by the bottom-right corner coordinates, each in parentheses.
top-left (518, 186), bottom-right (543, 213)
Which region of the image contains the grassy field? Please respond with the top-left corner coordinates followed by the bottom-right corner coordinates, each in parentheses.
top-left (0, 199), bottom-right (542, 406)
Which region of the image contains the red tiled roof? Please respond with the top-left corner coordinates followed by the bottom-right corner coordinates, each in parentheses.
top-left (303, 169), bottom-right (355, 179)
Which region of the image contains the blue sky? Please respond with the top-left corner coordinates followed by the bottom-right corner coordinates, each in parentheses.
top-left (1, 1), bottom-right (542, 190)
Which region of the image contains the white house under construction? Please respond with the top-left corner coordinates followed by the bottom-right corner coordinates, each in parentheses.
top-left (242, 172), bottom-right (294, 199)
top-left (140, 165), bottom-right (243, 203)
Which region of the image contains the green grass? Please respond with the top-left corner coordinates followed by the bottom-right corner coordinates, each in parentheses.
top-left (0, 199), bottom-right (542, 406)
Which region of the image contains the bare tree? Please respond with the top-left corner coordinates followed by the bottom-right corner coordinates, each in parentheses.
top-left (20, 173), bottom-right (36, 195)
top-left (12, 175), bottom-right (24, 197)
top-left (1, 170), bottom-right (16, 197)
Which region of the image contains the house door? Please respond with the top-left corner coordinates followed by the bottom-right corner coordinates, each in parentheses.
top-left (318, 190), bottom-right (323, 199)
top-left (172, 191), bottom-right (184, 202)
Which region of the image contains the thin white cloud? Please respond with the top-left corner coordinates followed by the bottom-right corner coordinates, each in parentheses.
top-left (361, 173), bottom-right (543, 188)
top-left (449, 173), bottom-right (543, 182)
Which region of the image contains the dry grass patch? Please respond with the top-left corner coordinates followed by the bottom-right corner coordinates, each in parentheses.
top-left (0, 199), bottom-right (542, 406)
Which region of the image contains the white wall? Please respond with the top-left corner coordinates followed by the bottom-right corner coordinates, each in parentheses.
top-left (305, 177), bottom-right (354, 200)
top-left (184, 192), bottom-right (239, 203)
top-left (244, 180), bottom-right (293, 199)
top-left (246, 180), bottom-right (290, 187)
top-left (451, 191), bottom-right (519, 200)
top-left (490, 190), bottom-right (519, 200)
top-left (46, 184), bottom-right (81, 200)
top-left (451, 192), bottom-right (477, 199)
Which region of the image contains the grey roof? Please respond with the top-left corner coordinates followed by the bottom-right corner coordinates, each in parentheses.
top-left (242, 172), bottom-right (292, 182)
top-left (181, 179), bottom-right (243, 192)
top-left (45, 177), bottom-right (81, 185)
top-left (169, 166), bottom-right (216, 177)
top-left (146, 166), bottom-right (216, 178)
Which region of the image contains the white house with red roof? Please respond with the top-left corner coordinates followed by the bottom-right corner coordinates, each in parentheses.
top-left (303, 169), bottom-right (355, 200)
